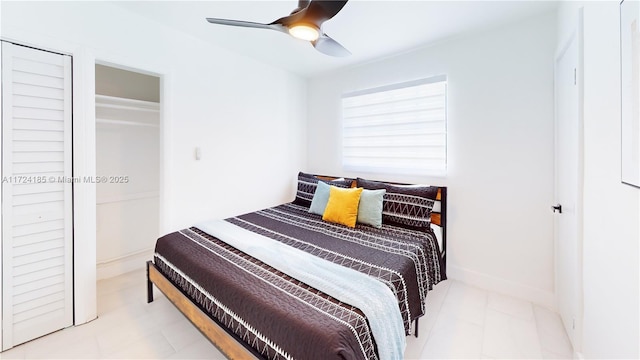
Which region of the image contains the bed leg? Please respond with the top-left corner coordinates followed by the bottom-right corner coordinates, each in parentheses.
top-left (146, 261), bottom-right (154, 303)
top-left (414, 317), bottom-right (419, 338)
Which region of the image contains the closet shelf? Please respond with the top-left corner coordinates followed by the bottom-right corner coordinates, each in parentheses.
top-left (96, 118), bottom-right (159, 128)
top-left (95, 94), bottom-right (160, 113)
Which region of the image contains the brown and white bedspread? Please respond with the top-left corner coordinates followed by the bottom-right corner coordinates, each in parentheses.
top-left (153, 203), bottom-right (445, 360)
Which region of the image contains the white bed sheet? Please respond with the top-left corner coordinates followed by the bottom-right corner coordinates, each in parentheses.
top-left (430, 223), bottom-right (443, 252)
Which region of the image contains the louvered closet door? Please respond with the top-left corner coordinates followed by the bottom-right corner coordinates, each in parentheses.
top-left (1, 42), bottom-right (73, 349)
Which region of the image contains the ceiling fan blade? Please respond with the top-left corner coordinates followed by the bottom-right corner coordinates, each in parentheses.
top-left (270, 9), bottom-right (306, 27)
top-left (206, 18), bottom-right (284, 32)
top-left (313, 34), bottom-right (351, 57)
top-left (292, 0), bottom-right (311, 14)
top-left (305, 0), bottom-right (349, 24)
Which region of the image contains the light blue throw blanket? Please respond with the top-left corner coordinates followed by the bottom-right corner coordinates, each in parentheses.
top-left (196, 219), bottom-right (406, 360)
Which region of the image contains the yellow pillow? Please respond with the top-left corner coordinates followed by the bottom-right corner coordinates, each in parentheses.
top-left (322, 186), bottom-right (363, 228)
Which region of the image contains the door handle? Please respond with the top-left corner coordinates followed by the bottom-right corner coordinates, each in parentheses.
top-left (552, 204), bottom-right (562, 214)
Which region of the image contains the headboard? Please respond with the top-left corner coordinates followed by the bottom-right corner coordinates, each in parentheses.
top-left (315, 175), bottom-right (447, 270)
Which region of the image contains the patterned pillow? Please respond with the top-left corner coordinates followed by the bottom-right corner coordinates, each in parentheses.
top-left (356, 178), bottom-right (439, 231)
top-left (293, 172), bottom-right (353, 208)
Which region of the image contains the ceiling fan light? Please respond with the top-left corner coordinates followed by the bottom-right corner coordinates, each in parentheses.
top-left (289, 24), bottom-right (320, 41)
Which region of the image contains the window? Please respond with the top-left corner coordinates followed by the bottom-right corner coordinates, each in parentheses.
top-left (341, 76), bottom-right (447, 176)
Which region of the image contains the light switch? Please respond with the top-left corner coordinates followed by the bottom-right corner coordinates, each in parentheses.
top-left (195, 147), bottom-right (201, 160)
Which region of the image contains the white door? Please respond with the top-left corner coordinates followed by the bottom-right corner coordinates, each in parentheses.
top-left (1, 42), bottom-right (73, 349)
top-left (554, 30), bottom-right (583, 353)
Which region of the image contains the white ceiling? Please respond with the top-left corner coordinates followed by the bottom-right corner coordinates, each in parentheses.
top-left (114, 0), bottom-right (558, 77)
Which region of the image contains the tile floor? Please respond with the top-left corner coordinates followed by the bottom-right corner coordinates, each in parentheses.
top-left (0, 269), bottom-right (573, 359)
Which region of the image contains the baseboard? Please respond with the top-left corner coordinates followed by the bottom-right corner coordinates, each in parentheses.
top-left (447, 264), bottom-right (556, 310)
top-left (96, 248), bottom-right (154, 280)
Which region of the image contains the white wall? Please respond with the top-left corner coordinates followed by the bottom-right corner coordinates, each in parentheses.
top-left (307, 12), bottom-right (558, 307)
top-left (95, 64), bottom-right (160, 102)
top-left (1, 1), bottom-right (307, 229)
top-left (95, 94), bottom-right (160, 279)
top-left (1, 1), bottom-right (307, 321)
top-left (557, 2), bottom-right (640, 358)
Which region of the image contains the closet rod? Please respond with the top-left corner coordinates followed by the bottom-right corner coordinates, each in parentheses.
top-left (95, 103), bottom-right (159, 113)
top-left (97, 191), bottom-right (159, 205)
top-left (96, 118), bottom-right (159, 128)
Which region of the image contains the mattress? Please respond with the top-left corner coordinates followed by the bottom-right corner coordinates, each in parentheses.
top-left (153, 202), bottom-right (445, 360)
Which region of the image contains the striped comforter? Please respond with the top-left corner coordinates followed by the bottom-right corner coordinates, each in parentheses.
top-left (153, 203), bottom-right (445, 360)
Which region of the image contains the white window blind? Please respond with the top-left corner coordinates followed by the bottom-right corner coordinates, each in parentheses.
top-left (341, 76), bottom-right (447, 176)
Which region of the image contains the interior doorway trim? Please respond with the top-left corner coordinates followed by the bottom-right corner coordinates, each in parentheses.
top-left (94, 59), bottom-right (169, 243)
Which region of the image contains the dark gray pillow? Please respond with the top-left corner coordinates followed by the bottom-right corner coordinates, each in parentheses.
top-left (293, 172), bottom-right (352, 208)
top-left (356, 178), bottom-right (438, 231)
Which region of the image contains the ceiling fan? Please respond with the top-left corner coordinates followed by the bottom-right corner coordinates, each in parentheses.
top-left (206, 0), bottom-right (351, 57)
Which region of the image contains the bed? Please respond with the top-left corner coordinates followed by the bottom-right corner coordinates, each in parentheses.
top-left (146, 173), bottom-right (447, 360)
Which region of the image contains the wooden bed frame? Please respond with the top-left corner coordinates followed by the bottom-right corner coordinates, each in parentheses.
top-left (146, 181), bottom-right (447, 360)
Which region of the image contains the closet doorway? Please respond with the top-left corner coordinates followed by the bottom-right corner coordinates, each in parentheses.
top-left (94, 64), bottom-right (160, 280)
